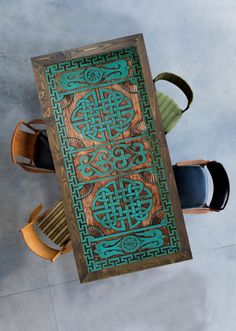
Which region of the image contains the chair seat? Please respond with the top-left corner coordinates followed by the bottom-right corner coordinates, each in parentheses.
top-left (156, 91), bottom-right (182, 133)
top-left (34, 130), bottom-right (55, 170)
top-left (173, 165), bottom-right (208, 209)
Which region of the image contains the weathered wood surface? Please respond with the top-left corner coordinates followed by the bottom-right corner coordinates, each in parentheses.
top-left (32, 34), bottom-right (192, 283)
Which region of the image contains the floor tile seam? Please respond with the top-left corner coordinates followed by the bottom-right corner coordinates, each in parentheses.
top-left (1, 243), bottom-right (236, 301)
top-left (0, 284), bottom-right (50, 300)
top-left (193, 243), bottom-right (236, 256)
top-left (0, 278), bottom-right (78, 301)
top-left (42, 261), bottom-right (59, 331)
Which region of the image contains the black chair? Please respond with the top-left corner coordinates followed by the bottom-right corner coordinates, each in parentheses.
top-left (34, 129), bottom-right (55, 171)
top-left (173, 159), bottom-right (230, 214)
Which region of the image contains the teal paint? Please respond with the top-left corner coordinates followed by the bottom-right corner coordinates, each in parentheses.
top-left (44, 47), bottom-right (181, 273)
top-left (92, 178), bottom-right (153, 231)
top-left (77, 142), bottom-right (148, 177)
top-left (58, 59), bottom-right (130, 92)
top-left (90, 221), bottom-right (168, 242)
top-left (71, 89), bottom-right (134, 141)
top-left (94, 229), bottom-right (165, 258)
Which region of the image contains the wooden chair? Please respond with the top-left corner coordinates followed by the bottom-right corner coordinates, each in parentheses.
top-left (153, 72), bottom-right (193, 133)
top-left (11, 119), bottom-right (55, 173)
top-left (173, 160), bottom-right (230, 214)
top-left (20, 201), bottom-right (72, 262)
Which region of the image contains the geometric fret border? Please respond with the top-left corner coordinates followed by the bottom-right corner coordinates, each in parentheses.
top-left (44, 46), bottom-right (181, 273)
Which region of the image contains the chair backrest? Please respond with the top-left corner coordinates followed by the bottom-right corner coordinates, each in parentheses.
top-left (11, 119), bottom-right (54, 173)
top-left (11, 120), bottom-right (38, 163)
top-left (20, 202), bottom-right (71, 262)
top-left (207, 161), bottom-right (230, 210)
top-left (38, 201), bottom-right (71, 247)
top-left (153, 72), bottom-right (193, 133)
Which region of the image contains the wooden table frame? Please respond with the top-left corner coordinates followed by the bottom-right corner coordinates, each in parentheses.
top-left (32, 34), bottom-right (192, 283)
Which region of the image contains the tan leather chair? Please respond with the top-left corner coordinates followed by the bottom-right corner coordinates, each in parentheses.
top-left (11, 119), bottom-right (54, 173)
top-left (20, 201), bottom-right (72, 262)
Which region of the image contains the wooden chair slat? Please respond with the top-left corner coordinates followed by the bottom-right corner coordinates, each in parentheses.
top-left (39, 203), bottom-right (64, 231)
top-left (59, 237), bottom-right (71, 248)
top-left (50, 225), bottom-right (69, 244)
top-left (46, 217), bottom-right (67, 240)
top-left (41, 201), bottom-right (63, 223)
top-left (55, 230), bottom-right (71, 246)
top-left (39, 209), bottom-right (63, 232)
top-left (42, 212), bottom-right (65, 236)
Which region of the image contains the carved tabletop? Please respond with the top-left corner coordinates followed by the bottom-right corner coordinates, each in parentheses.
top-left (32, 34), bottom-right (192, 283)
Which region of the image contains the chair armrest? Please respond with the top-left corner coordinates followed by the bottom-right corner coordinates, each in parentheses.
top-left (19, 162), bottom-right (55, 174)
top-left (11, 120), bottom-right (25, 163)
top-left (62, 241), bottom-right (73, 254)
top-left (182, 208), bottom-right (210, 214)
top-left (28, 119), bottom-right (45, 125)
top-left (207, 161), bottom-right (230, 210)
top-left (153, 72), bottom-right (193, 111)
top-left (26, 119), bottom-right (46, 131)
top-left (20, 223), bottom-right (61, 262)
top-left (176, 159), bottom-right (210, 167)
top-left (29, 204), bottom-right (44, 223)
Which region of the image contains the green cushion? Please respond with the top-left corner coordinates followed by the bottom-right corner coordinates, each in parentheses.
top-left (156, 91), bottom-right (182, 133)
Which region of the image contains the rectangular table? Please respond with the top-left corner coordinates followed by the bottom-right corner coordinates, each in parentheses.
top-left (32, 34), bottom-right (192, 283)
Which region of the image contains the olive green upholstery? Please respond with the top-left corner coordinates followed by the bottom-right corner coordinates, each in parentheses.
top-left (156, 91), bottom-right (183, 133)
top-left (153, 72), bottom-right (193, 133)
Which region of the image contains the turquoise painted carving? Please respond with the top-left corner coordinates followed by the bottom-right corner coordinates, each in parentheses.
top-left (57, 59), bottom-right (130, 91)
top-left (92, 178), bottom-right (153, 231)
top-left (121, 236), bottom-right (140, 252)
top-left (94, 229), bottom-right (165, 258)
top-left (71, 89), bottom-right (134, 141)
top-left (84, 67), bottom-right (103, 83)
top-left (44, 46), bottom-right (181, 273)
top-left (77, 142), bottom-right (148, 177)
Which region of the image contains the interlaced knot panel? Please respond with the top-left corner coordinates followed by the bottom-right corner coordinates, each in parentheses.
top-left (43, 45), bottom-right (182, 273)
top-left (71, 89), bottom-right (134, 141)
top-left (92, 179), bottom-right (153, 231)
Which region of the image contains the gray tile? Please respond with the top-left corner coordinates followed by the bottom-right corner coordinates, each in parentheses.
top-left (0, 288), bottom-right (57, 331)
top-left (0, 232), bottom-right (48, 297)
top-left (1, 1), bottom-right (235, 253)
top-left (0, 1), bottom-right (139, 57)
top-left (0, 54), bottom-right (60, 234)
top-left (50, 246), bottom-right (236, 331)
top-left (43, 253), bottom-right (78, 286)
top-left (0, 166), bottom-right (31, 234)
top-left (25, 173), bottom-right (60, 213)
top-left (1, 55), bottom-right (42, 119)
top-left (0, 0), bottom-right (236, 330)
top-left (0, 164), bottom-right (60, 235)
top-left (0, 55), bottom-right (14, 162)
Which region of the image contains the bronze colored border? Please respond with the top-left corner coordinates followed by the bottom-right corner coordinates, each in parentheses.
top-left (31, 34), bottom-right (192, 283)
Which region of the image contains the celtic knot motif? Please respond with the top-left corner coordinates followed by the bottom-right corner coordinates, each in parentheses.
top-left (71, 89), bottom-right (134, 141)
top-left (77, 142), bottom-right (148, 177)
top-left (92, 178), bottom-right (153, 231)
top-left (44, 45), bottom-right (181, 273)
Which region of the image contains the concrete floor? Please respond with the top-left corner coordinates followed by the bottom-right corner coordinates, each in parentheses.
top-left (0, 1), bottom-right (236, 330)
